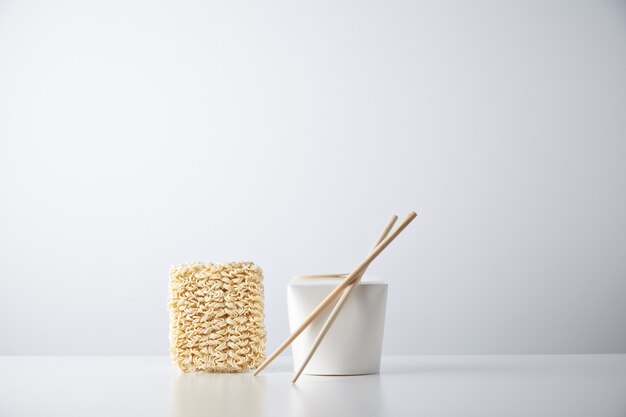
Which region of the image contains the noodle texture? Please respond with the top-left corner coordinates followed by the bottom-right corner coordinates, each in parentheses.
top-left (169, 262), bottom-right (266, 372)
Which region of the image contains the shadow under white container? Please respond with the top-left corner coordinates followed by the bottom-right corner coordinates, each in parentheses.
top-left (287, 276), bottom-right (388, 375)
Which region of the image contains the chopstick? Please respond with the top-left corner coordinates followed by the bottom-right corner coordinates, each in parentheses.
top-left (253, 211), bottom-right (417, 376)
top-left (291, 214), bottom-right (398, 383)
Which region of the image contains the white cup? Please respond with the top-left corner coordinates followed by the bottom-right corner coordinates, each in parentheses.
top-left (287, 276), bottom-right (388, 375)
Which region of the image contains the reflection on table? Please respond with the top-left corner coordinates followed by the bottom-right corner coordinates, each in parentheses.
top-left (170, 369), bottom-right (384, 417)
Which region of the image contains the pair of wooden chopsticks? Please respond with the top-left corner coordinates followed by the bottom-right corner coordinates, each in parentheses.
top-left (253, 211), bottom-right (417, 379)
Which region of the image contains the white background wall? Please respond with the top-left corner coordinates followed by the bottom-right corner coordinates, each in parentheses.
top-left (1, 0), bottom-right (625, 355)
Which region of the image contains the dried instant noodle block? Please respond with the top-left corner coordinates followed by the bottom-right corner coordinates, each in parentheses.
top-left (169, 262), bottom-right (266, 372)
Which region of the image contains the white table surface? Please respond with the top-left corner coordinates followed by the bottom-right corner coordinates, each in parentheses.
top-left (0, 355), bottom-right (624, 417)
